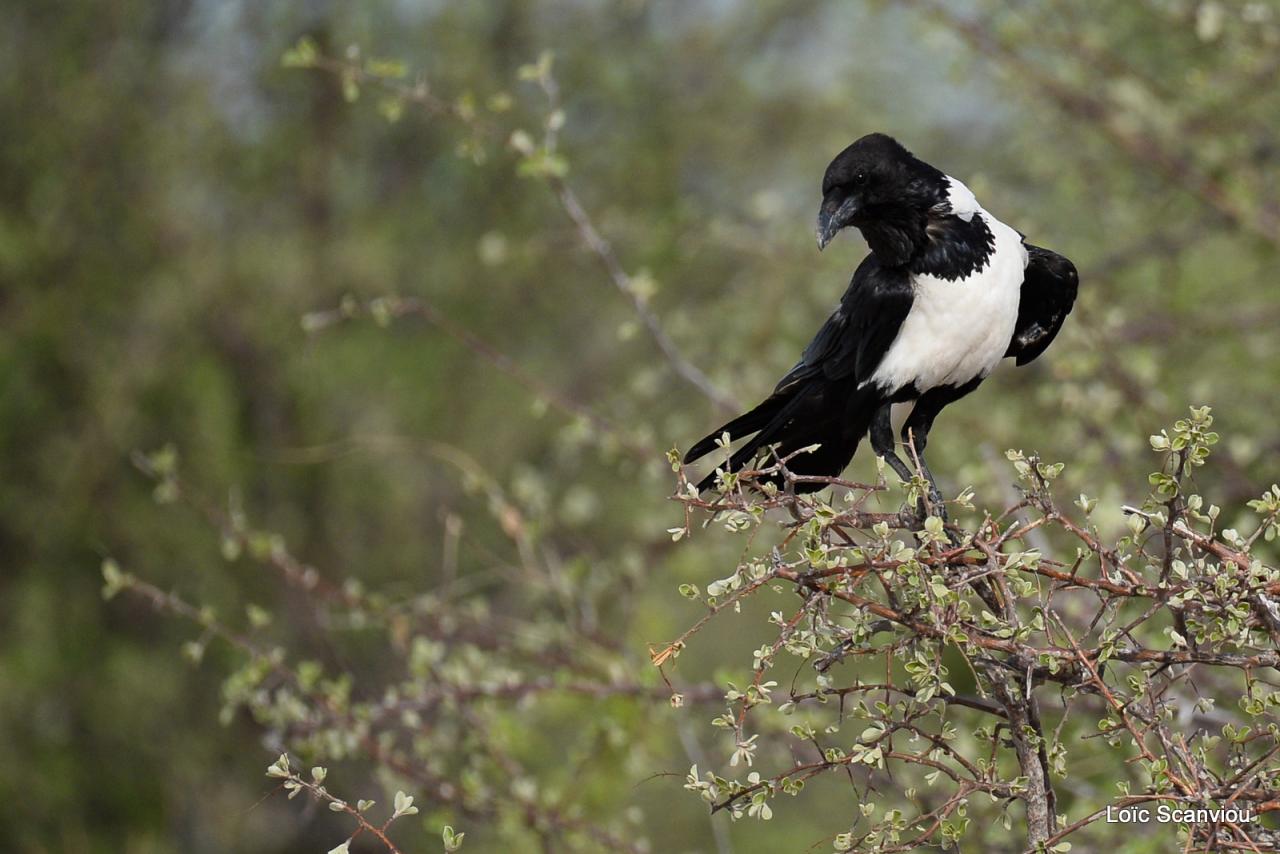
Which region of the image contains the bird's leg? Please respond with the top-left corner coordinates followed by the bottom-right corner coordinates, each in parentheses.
top-left (903, 425), bottom-right (946, 522)
top-left (869, 403), bottom-right (918, 520)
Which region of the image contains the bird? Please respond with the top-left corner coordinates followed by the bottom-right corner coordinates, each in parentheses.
top-left (684, 133), bottom-right (1078, 516)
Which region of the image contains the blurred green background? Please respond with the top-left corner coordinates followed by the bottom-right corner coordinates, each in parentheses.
top-left (3, 1), bottom-right (1278, 852)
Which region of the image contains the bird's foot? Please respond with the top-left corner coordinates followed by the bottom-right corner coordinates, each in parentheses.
top-left (914, 488), bottom-right (948, 525)
top-left (912, 490), bottom-right (962, 546)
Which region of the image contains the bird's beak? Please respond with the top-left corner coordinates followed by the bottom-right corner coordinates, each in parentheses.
top-left (816, 210), bottom-right (837, 251)
top-left (816, 197), bottom-right (859, 251)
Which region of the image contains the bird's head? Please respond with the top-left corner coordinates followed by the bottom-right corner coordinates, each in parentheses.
top-left (816, 133), bottom-right (946, 251)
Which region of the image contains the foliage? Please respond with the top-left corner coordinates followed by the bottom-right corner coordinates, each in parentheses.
top-left (666, 406), bottom-right (1280, 850)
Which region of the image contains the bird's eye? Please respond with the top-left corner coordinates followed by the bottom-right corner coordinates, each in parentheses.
top-left (852, 171), bottom-right (868, 185)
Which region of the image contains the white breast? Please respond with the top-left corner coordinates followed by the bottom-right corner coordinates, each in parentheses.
top-left (865, 209), bottom-right (1026, 395)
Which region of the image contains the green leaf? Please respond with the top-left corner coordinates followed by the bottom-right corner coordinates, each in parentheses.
top-left (100, 559), bottom-right (131, 600)
top-left (393, 790), bottom-right (418, 819)
top-left (266, 754), bottom-right (291, 779)
top-left (443, 825), bottom-right (466, 852)
top-left (281, 36), bottom-right (319, 69)
top-left (365, 57), bottom-right (408, 79)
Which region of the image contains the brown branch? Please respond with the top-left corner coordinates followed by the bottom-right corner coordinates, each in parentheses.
top-left (548, 175), bottom-right (737, 412)
top-left (988, 669), bottom-right (1057, 844)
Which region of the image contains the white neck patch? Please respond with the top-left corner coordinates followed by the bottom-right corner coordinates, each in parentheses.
top-left (942, 176), bottom-right (980, 222)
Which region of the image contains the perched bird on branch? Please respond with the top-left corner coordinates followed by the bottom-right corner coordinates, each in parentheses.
top-left (685, 133), bottom-right (1077, 515)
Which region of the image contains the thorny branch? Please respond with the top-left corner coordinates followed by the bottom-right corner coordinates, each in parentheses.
top-left (668, 407), bottom-right (1280, 851)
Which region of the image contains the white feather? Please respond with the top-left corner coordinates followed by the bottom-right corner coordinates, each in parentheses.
top-left (864, 207), bottom-right (1026, 395)
top-left (942, 176), bottom-right (979, 223)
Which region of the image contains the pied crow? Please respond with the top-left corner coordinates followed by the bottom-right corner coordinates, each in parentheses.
top-left (685, 133), bottom-right (1078, 515)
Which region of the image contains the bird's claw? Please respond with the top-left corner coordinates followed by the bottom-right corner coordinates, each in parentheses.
top-left (910, 490), bottom-right (961, 546)
top-left (914, 489), bottom-right (948, 525)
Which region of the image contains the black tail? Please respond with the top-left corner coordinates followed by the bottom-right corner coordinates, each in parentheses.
top-left (684, 377), bottom-right (882, 493)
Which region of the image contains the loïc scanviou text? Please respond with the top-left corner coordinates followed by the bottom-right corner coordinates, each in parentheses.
top-left (1105, 804), bottom-right (1255, 824)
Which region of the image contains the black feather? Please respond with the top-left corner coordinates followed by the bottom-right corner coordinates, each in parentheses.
top-left (684, 256), bottom-right (912, 491)
top-left (1006, 244), bottom-right (1079, 366)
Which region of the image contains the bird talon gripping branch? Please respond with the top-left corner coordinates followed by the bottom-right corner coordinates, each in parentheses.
top-left (686, 133), bottom-right (1078, 503)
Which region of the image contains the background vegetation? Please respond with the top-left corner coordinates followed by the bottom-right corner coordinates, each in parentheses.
top-left (3, 1), bottom-right (1279, 852)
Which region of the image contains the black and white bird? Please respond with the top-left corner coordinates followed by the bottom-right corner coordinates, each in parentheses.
top-left (684, 133), bottom-right (1078, 514)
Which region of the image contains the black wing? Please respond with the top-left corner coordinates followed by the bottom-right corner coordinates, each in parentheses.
top-left (1005, 244), bottom-right (1078, 366)
top-left (775, 254), bottom-right (915, 391)
top-left (683, 255), bottom-right (912, 468)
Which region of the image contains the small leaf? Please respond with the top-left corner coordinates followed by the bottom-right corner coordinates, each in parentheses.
top-left (281, 36), bottom-right (319, 69)
top-left (443, 825), bottom-right (466, 852)
top-left (246, 604), bottom-right (272, 629)
top-left (266, 754), bottom-right (291, 779)
top-left (393, 790), bottom-right (418, 819)
top-left (101, 559), bottom-right (131, 600)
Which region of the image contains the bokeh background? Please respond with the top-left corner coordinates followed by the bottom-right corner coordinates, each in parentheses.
top-left (3, 1), bottom-right (1278, 852)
